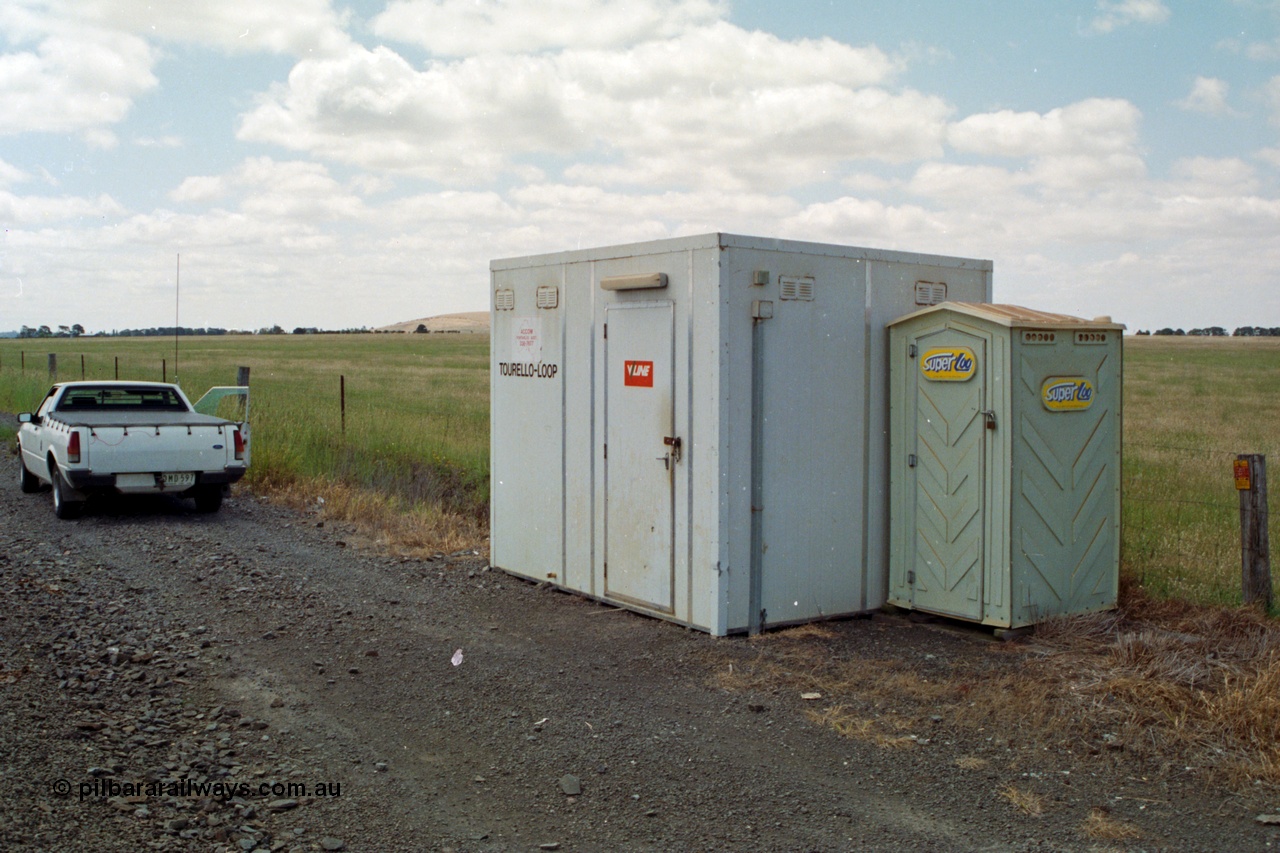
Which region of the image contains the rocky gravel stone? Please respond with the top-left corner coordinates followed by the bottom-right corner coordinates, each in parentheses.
top-left (1, 456), bottom-right (1277, 851)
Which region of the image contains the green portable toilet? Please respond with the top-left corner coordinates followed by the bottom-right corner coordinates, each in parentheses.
top-left (887, 303), bottom-right (1124, 628)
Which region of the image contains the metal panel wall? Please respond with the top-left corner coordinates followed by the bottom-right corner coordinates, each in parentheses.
top-left (1007, 331), bottom-right (1122, 624)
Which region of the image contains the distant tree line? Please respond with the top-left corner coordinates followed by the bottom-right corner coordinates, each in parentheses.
top-left (1133, 327), bottom-right (1280, 337)
top-left (17, 324), bottom-right (376, 338)
top-left (18, 324), bottom-right (86, 338)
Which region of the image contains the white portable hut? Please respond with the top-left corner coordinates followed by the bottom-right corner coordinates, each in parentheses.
top-left (887, 303), bottom-right (1124, 627)
top-left (490, 234), bottom-right (992, 635)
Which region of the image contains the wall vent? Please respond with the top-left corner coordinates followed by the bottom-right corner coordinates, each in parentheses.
top-left (536, 285), bottom-right (559, 309)
top-left (494, 289), bottom-right (515, 311)
top-left (914, 281), bottom-right (947, 305)
top-left (779, 275), bottom-right (815, 301)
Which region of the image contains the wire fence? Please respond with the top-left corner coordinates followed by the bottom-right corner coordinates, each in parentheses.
top-left (1123, 442), bottom-right (1272, 606)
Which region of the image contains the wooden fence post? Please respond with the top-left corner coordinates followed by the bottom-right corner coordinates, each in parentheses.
top-left (48, 353), bottom-right (56, 380)
top-left (115, 356), bottom-right (119, 380)
top-left (340, 375), bottom-right (346, 434)
top-left (237, 366), bottom-right (250, 386)
top-left (81, 354), bottom-right (86, 380)
top-left (1236, 454), bottom-right (1273, 608)
top-left (162, 358), bottom-right (167, 383)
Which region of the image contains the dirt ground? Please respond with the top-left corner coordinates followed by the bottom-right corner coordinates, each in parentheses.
top-left (2, 468), bottom-right (1278, 852)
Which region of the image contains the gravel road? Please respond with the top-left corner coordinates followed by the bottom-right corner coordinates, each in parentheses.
top-left (2, 463), bottom-right (1277, 852)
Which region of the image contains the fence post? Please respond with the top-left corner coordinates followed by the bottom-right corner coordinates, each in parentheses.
top-left (1236, 454), bottom-right (1272, 608)
top-left (162, 358), bottom-right (166, 383)
top-left (81, 354), bottom-right (86, 380)
top-left (48, 353), bottom-right (56, 380)
top-left (115, 356), bottom-right (119, 380)
top-left (237, 366), bottom-right (250, 386)
top-left (340, 374), bottom-right (346, 434)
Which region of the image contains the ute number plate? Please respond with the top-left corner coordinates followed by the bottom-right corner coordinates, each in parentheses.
top-left (158, 472), bottom-right (196, 489)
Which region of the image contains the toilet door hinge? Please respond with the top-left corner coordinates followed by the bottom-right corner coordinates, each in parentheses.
top-left (907, 570), bottom-right (916, 585)
top-left (908, 344), bottom-right (917, 358)
top-left (908, 454), bottom-right (917, 468)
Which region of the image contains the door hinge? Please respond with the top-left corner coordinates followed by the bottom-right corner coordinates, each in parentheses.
top-left (908, 344), bottom-right (917, 358)
top-left (603, 443), bottom-right (607, 459)
top-left (908, 454), bottom-right (917, 468)
top-left (603, 323), bottom-right (607, 339)
top-left (907, 570), bottom-right (916, 585)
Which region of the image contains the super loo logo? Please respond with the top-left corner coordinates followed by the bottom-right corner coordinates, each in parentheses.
top-left (1041, 377), bottom-right (1095, 411)
top-left (919, 347), bottom-right (976, 382)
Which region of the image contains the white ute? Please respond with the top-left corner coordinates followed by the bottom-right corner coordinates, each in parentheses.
top-left (17, 381), bottom-right (249, 519)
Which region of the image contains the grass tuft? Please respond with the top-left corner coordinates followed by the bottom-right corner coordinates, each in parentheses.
top-left (1080, 807), bottom-right (1141, 840)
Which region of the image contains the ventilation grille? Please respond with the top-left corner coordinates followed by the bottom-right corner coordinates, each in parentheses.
top-left (779, 275), bottom-right (815, 301)
top-left (494, 289), bottom-right (515, 311)
top-left (1075, 331), bottom-right (1108, 344)
top-left (914, 281), bottom-right (947, 305)
top-left (536, 285), bottom-right (559, 309)
top-left (1022, 330), bottom-right (1056, 344)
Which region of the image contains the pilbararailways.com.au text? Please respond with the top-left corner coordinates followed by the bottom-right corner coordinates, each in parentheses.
top-left (55, 777), bottom-right (343, 801)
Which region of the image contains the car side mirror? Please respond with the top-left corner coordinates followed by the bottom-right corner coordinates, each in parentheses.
top-left (17, 413), bottom-right (34, 424)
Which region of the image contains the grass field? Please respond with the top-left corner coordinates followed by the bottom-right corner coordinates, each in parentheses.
top-left (0, 333), bottom-right (490, 551)
top-left (1, 332), bottom-right (1277, 607)
top-left (1123, 336), bottom-right (1280, 609)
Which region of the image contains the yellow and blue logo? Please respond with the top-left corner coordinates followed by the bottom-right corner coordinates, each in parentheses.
top-left (920, 347), bottom-right (977, 381)
top-left (1041, 377), bottom-right (1095, 411)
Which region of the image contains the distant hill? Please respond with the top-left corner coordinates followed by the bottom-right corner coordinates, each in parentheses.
top-left (378, 311), bottom-right (489, 333)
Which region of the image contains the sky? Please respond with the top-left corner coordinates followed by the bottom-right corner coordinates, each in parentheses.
top-left (2, 0), bottom-right (1280, 334)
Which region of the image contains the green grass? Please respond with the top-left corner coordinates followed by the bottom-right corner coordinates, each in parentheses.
top-left (0, 334), bottom-right (491, 520)
top-left (1123, 336), bottom-right (1280, 608)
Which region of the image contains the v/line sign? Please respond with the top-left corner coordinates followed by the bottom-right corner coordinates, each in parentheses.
top-left (624, 360), bottom-right (654, 387)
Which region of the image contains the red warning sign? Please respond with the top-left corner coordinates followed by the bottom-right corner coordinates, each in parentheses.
top-left (624, 360), bottom-right (654, 387)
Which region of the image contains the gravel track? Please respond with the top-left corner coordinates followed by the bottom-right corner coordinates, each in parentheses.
top-left (1, 462), bottom-right (1276, 852)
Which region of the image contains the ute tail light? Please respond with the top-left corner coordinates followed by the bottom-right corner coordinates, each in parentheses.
top-left (233, 428), bottom-right (245, 461)
top-left (67, 430), bottom-right (81, 464)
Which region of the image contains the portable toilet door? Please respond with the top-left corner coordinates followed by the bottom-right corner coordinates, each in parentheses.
top-left (890, 316), bottom-right (1000, 622)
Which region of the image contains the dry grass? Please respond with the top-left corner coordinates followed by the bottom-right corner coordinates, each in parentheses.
top-left (1000, 785), bottom-right (1046, 816)
top-left (706, 585), bottom-right (1280, 790)
top-left (268, 475), bottom-right (487, 557)
top-left (1080, 807), bottom-right (1141, 841)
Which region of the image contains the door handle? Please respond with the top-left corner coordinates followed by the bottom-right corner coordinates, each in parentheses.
top-left (656, 453), bottom-right (670, 470)
top-left (663, 436), bottom-right (682, 463)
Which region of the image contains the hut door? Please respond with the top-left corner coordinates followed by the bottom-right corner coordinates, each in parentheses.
top-left (604, 302), bottom-right (675, 613)
top-left (908, 328), bottom-right (987, 620)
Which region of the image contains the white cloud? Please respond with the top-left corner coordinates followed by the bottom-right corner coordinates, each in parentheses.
top-left (945, 99), bottom-right (1145, 192)
top-left (372, 0), bottom-right (726, 55)
top-left (948, 99), bottom-right (1142, 159)
top-left (172, 157), bottom-right (368, 222)
top-left (60, 0), bottom-right (352, 56)
top-left (0, 10), bottom-right (158, 136)
top-left (134, 135), bottom-right (184, 148)
top-left (238, 23), bottom-right (936, 190)
top-left (1168, 157), bottom-right (1258, 197)
top-left (0, 190), bottom-right (126, 225)
top-left (1088, 0), bottom-right (1170, 34)
top-left (0, 159), bottom-right (30, 188)
top-left (1175, 77), bottom-right (1234, 115)
top-left (0, 0), bottom-right (350, 141)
